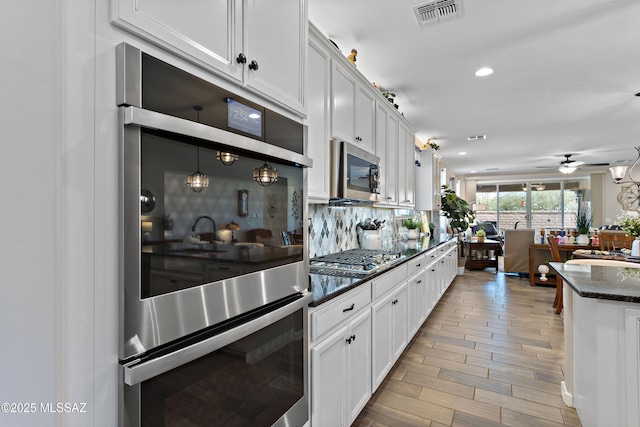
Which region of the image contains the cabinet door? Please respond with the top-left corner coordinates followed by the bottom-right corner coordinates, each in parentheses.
top-left (244, 0), bottom-right (307, 115)
top-left (311, 325), bottom-right (347, 427)
top-left (111, 0), bottom-right (243, 83)
top-left (374, 103), bottom-right (388, 205)
top-left (398, 123), bottom-right (415, 207)
top-left (372, 292), bottom-right (394, 391)
top-left (408, 270), bottom-right (427, 338)
top-left (331, 63), bottom-right (356, 143)
top-left (355, 85), bottom-right (375, 153)
top-left (384, 112), bottom-right (399, 205)
top-left (392, 283), bottom-right (409, 360)
top-left (425, 263), bottom-right (438, 315)
top-left (307, 37), bottom-right (331, 202)
top-left (346, 310), bottom-right (372, 425)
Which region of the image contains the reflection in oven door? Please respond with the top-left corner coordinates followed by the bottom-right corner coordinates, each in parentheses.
top-left (121, 293), bottom-right (311, 427)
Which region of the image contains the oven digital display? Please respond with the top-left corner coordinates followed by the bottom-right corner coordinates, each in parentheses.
top-left (227, 98), bottom-right (262, 138)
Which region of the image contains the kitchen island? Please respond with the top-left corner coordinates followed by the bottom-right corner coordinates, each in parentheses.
top-left (550, 262), bottom-right (640, 427)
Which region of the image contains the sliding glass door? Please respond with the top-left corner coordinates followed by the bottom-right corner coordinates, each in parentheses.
top-left (475, 179), bottom-right (590, 233)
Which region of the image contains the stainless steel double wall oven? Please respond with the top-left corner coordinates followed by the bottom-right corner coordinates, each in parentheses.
top-left (117, 43), bottom-right (312, 427)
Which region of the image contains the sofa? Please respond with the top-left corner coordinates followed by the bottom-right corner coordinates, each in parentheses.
top-left (503, 229), bottom-right (535, 275)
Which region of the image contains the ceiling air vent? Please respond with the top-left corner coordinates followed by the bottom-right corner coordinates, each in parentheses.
top-left (413, 0), bottom-right (464, 28)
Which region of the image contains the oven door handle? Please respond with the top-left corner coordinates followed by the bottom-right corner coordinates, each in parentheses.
top-left (122, 292), bottom-right (312, 386)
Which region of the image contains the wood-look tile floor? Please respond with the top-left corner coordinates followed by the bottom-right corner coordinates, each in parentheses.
top-left (354, 269), bottom-right (582, 427)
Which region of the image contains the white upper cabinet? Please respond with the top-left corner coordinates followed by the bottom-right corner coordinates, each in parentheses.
top-left (331, 63), bottom-right (356, 143)
top-left (398, 120), bottom-right (416, 208)
top-left (375, 102), bottom-right (399, 207)
top-left (331, 62), bottom-right (375, 153)
top-left (244, 0), bottom-right (307, 114)
top-left (307, 30), bottom-right (331, 203)
top-left (111, 0), bottom-right (307, 115)
top-left (355, 85), bottom-right (376, 153)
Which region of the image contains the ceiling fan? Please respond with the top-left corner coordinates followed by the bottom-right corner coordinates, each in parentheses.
top-left (536, 154), bottom-right (609, 174)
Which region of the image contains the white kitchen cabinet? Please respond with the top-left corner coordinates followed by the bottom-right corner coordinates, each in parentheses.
top-left (111, 0), bottom-right (307, 115)
top-left (372, 281), bottom-right (408, 391)
top-left (415, 148), bottom-right (442, 211)
top-left (307, 29), bottom-right (331, 203)
top-left (330, 62), bottom-right (375, 153)
top-left (398, 121), bottom-right (416, 207)
top-left (408, 267), bottom-right (427, 338)
top-left (380, 108), bottom-right (399, 206)
top-left (355, 85), bottom-right (376, 153)
top-left (311, 309), bottom-right (371, 427)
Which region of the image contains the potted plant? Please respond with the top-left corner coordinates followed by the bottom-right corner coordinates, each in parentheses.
top-left (440, 185), bottom-right (475, 234)
top-left (475, 227), bottom-right (487, 243)
top-left (575, 203), bottom-right (594, 244)
top-left (618, 213), bottom-right (640, 256)
top-left (403, 218), bottom-right (423, 240)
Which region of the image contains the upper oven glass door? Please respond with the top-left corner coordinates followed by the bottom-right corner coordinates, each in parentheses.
top-left (121, 107), bottom-right (311, 359)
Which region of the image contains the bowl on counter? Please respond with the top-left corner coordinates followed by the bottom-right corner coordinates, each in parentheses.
top-left (216, 229), bottom-right (233, 244)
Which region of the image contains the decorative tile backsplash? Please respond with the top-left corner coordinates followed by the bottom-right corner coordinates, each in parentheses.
top-left (308, 205), bottom-right (413, 257)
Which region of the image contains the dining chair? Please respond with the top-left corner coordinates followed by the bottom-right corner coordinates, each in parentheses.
top-left (599, 230), bottom-right (635, 251)
top-left (547, 235), bottom-right (564, 314)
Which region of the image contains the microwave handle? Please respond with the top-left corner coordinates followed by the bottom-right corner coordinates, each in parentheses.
top-left (369, 164), bottom-right (380, 192)
top-left (122, 292), bottom-right (312, 386)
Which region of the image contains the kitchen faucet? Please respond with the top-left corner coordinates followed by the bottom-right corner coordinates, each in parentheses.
top-left (191, 215), bottom-right (216, 243)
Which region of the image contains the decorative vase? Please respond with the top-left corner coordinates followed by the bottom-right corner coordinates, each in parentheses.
top-left (576, 234), bottom-right (589, 245)
top-left (632, 239), bottom-right (640, 257)
top-left (407, 229), bottom-right (418, 240)
top-left (477, 237), bottom-right (485, 243)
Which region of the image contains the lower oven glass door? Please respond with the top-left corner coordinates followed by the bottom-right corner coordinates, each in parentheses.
top-left (121, 293), bottom-right (311, 427)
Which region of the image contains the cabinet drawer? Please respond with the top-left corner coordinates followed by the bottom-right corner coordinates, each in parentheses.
top-left (372, 264), bottom-right (408, 300)
top-left (311, 283), bottom-right (371, 342)
top-left (407, 254), bottom-right (427, 276)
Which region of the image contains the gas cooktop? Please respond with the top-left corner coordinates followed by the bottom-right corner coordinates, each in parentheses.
top-left (309, 249), bottom-right (403, 277)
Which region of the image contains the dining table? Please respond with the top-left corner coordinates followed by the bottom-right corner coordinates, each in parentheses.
top-left (571, 249), bottom-right (640, 264)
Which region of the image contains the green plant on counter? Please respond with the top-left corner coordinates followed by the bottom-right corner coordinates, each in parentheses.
top-left (403, 218), bottom-right (423, 230)
top-left (619, 213), bottom-right (640, 238)
top-left (440, 185), bottom-right (475, 232)
top-left (575, 203), bottom-right (594, 234)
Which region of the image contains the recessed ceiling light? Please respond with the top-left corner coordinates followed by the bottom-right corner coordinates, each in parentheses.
top-left (475, 67), bottom-right (494, 77)
top-left (458, 152), bottom-right (467, 155)
top-left (467, 135), bottom-right (486, 141)
top-left (469, 170), bottom-right (477, 173)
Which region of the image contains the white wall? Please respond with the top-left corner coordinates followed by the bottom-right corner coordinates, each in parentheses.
top-left (1, 1), bottom-right (99, 426)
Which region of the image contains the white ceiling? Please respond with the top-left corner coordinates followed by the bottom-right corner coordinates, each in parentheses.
top-left (308, 0), bottom-right (640, 181)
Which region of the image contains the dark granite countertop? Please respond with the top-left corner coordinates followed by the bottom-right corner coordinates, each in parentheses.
top-left (310, 233), bottom-right (456, 306)
top-left (142, 242), bottom-right (303, 265)
top-left (549, 262), bottom-right (640, 303)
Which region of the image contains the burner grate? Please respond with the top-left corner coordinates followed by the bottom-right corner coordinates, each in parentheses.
top-left (309, 249), bottom-right (402, 275)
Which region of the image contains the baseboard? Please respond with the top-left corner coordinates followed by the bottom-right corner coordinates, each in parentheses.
top-left (561, 381), bottom-right (574, 407)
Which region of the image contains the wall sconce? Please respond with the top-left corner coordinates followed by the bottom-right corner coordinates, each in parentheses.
top-left (610, 146), bottom-right (640, 186)
top-left (253, 162), bottom-right (278, 186)
top-left (217, 151), bottom-right (239, 166)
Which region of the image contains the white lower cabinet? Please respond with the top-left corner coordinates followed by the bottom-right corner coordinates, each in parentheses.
top-left (309, 242), bottom-right (459, 426)
top-left (372, 281), bottom-right (408, 391)
top-left (311, 309), bottom-right (371, 427)
top-left (408, 268), bottom-right (427, 338)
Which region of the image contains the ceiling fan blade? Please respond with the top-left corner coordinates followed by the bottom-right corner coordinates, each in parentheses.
top-left (564, 160), bottom-right (584, 167)
top-left (584, 162), bottom-right (609, 167)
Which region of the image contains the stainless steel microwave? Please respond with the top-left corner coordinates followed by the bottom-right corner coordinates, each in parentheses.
top-left (329, 140), bottom-right (380, 204)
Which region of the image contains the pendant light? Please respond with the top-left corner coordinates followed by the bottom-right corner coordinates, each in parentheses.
top-left (253, 161), bottom-right (278, 186)
top-left (216, 151), bottom-right (239, 166)
top-left (186, 106), bottom-right (209, 192)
